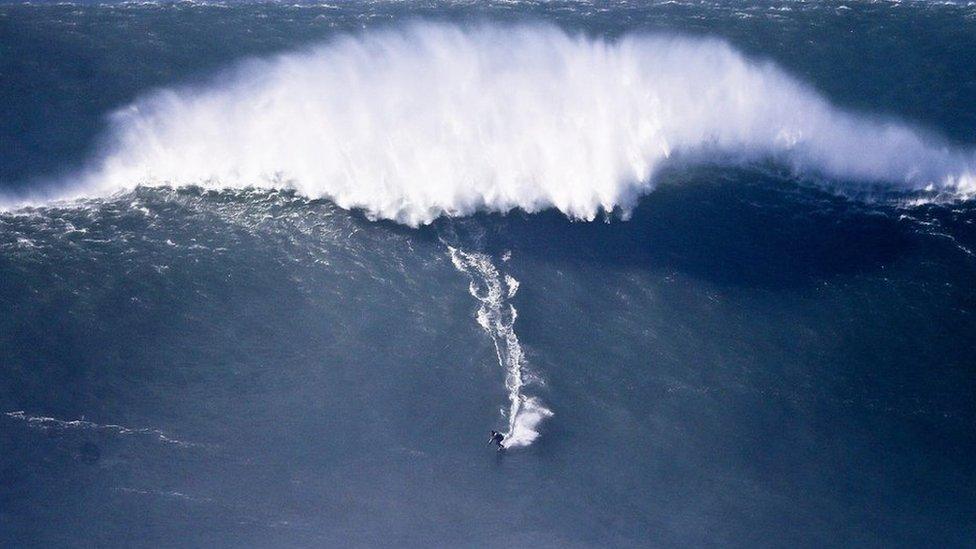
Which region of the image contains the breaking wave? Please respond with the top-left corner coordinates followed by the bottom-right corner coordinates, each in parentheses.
top-left (37, 23), bottom-right (976, 224)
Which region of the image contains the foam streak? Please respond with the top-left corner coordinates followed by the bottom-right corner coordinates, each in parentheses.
top-left (4, 410), bottom-right (204, 448)
top-left (449, 247), bottom-right (551, 448)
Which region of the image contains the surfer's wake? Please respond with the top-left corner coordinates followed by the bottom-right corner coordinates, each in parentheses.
top-left (448, 247), bottom-right (552, 449)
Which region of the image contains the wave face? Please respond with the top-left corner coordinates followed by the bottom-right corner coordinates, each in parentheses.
top-left (6, 4), bottom-right (976, 547)
top-left (71, 23), bottom-right (975, 225)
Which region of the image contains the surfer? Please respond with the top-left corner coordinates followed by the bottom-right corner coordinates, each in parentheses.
top-left (487, 430), bottom-right (505, 450)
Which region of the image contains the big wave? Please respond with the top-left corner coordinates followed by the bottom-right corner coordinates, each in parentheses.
top-left (49, 23), bottom-right (976, 224)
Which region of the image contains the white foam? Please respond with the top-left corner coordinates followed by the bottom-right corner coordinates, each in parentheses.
top-left (449, 247), bottom-right (552, 448)
top-left (27, 22), bottom-right (976, 224)
top-left (4, 410), bottom-right (204, 448)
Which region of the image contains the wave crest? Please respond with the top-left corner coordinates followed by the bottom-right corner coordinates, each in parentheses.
top-left (73, 23), bottom-right (976, 225)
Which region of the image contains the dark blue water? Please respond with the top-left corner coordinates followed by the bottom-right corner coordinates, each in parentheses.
top-left (2, 1), bottom-right (975, 547)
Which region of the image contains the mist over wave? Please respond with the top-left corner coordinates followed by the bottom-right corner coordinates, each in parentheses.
top-left (60, 23), bottom-right (976, 224)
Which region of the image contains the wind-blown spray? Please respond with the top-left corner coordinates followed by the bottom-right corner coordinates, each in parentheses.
top-left (35, 22), bottom-right (973, 223)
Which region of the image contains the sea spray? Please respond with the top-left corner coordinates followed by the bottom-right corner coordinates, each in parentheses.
top-left (21, 22), bottom-right (974, 221)
top-left (448, 247), bottom-right (552, 448)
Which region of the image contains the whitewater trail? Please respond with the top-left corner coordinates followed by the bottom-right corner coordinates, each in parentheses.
top-left (448, 247), bottom-right (552, 449)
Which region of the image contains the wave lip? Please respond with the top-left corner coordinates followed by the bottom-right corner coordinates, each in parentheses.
top-left (64, 22), bottom-right (976, 224)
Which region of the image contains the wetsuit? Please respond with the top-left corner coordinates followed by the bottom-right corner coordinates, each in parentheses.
top-left (488, 431), bottom-right (505, 448)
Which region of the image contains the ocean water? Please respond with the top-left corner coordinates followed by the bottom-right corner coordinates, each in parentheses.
top-left (1, 1), bottom-right (975, 546)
